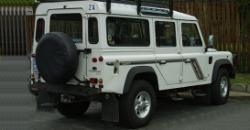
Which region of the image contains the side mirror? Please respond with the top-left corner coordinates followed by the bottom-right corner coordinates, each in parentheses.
top-left (208, 35), bottom-right (214, 47)
top-left (205, 35), bottom-right (215, 52)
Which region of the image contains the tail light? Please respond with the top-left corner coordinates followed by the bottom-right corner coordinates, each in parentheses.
top-left (89, 78), bottom-right (98, 84)
top-left (99, 56), bottom-right (104, 62)
top-left (92, 57), bottom-right (97, 63)
top-left (98, 79), bottom-right (103, 84)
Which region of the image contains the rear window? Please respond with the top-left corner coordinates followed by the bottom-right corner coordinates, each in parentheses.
top-left (50, 14), bottom-right (82, 43)
top-left (35, 18), bottom-right (45, 42)
top-left (106, 17), bottom-right (150, 46)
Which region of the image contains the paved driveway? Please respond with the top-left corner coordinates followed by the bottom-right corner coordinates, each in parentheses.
top-left (1, 57), bottom-right (250, 130)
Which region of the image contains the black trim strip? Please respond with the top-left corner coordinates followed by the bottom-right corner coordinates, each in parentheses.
top-left (106, 59), bottom-right (183, 66)
top-left (185, 59), bottom-right (204, 80)
top-left (106, 58), bottom-right (204, 80)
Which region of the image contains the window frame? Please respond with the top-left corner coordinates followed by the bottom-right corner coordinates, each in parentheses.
top-left (155, 20), bottom-right (177, 47)
top-left (106, 16), bottom-right (150, 47)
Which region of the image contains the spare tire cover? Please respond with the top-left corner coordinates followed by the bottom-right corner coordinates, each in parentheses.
top-left (36, 32), bottom-right (78, 84)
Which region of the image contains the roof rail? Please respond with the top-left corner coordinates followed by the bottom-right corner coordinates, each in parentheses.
top-left (104, 0), bottom-right (173, 16)
top-left (38, 0), bottom-right (173, 17)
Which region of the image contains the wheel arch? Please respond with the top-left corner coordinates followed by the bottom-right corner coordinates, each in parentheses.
top-left (212, 59), bottom-right (235, 82)
top-left (123, 66), bottom-right (159, 94)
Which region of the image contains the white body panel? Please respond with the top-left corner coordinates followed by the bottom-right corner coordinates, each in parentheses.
top-left (31, 0), bottom-right (234, 95)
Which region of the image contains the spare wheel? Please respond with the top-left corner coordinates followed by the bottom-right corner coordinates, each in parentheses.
top-left (36, 32), bottom-right (79, 84)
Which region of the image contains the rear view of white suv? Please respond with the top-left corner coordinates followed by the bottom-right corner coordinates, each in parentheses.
top-left (29, 0), bottom-right (235, 128)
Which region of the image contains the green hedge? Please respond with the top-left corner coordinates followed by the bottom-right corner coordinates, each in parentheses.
top-left (0, 0), bottom-right (35, 6)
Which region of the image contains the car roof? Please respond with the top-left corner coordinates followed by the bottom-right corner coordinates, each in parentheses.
top-left (36, 0), bottom-right (197, 21)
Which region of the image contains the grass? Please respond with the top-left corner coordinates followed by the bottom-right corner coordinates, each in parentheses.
top-left (231, 73), bottom-right (250, 85)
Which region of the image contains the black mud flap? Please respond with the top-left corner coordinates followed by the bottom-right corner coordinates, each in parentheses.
top-left (102, 94), bottom-right (119, 122)
top-left (36, 91), bottom-right (57, 112)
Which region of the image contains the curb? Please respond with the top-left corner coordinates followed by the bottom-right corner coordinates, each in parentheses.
top-left (231, 83), bottom-right (250, 93)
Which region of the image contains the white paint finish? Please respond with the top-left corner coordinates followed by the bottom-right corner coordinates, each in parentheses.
top-left (155, 52), bottom-right (182, 85)
top-left (182, 53), bottom-right (209, 83)
top-left (153, 19), bottom-right (183, 88)
top-left (31, 0), bottom-right (234, 95)
top-left (179, 20), bottom-right (209, 84)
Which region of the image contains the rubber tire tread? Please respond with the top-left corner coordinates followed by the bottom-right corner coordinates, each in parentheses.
top-left (119, 80), bottom-right (156, 128)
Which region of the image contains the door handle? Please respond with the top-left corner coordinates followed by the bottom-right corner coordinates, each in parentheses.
top-left (159, 60), bottom-right (167, 65)
top-left (184, 59), bottom-right (192, 63)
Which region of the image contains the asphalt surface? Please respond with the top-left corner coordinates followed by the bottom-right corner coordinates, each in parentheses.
top-left (1, 56), bottom-right (250, 130)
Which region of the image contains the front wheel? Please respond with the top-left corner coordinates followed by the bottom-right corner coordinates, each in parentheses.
top-left (57, 101), bottom-right (90, 118)
top-left (119, 80), bottom-right (156, 128)
top-left (210, 68), bottom-right (230, 105)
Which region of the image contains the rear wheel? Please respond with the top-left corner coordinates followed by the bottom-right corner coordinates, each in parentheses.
top-left (119, 80), bottom-right (156, 128)
top-left (57, 101), bottom-right (90, 118)
top-left (210, 68), bottom-right (230, 105)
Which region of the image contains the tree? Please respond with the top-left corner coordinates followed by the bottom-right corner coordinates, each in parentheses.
top-left (0, 0), bottom-right (35, 6)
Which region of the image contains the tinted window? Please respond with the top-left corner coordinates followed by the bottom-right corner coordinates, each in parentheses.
top-left (50, 14), bottom-right (82, 43)
top-left (155, 21), bottom-right (176, 47)
top-left (88, 18), bottom-right (99, 44)
top-left (35, 19), bottom-right (45, 42)
top-left (107, 17), bottom-right (150, 46)
top-left (182, 23), bottom-right (202, 47)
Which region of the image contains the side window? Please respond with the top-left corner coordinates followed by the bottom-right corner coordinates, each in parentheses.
top-left (50, 14), bottom-right (82, 43)
top-left (88, 18), bottom-right (99, 44)
top-left (155, 21), bottom-right (176, 47)
top-left (106, 17), bottom-right (150, 46)
top-left (35, 19), bottom-right (45, 42)
top-left (182, 23), bottom-right (202, 47)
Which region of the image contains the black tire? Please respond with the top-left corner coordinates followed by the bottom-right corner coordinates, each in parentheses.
top-left (57, 101), bottom-right (90, 118)
top-left (119, 80), bottom-right (156, 128)
top-left (36, 32), bottom-right (78, 84)
top-left (210, 68), bottom-right (230, 105)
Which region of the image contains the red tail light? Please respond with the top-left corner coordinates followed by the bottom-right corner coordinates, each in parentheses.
top-left (99, 56), bottom-right (104, 62)
top-left (90, 78), bottom-right (98, 84)
top-left (92, 58), bottom-right (97, 63)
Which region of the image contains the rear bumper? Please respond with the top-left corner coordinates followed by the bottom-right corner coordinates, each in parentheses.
top-left (30, 82), bottom-right (100, 97)
top-left (31, 82), bottom-right (100, 111)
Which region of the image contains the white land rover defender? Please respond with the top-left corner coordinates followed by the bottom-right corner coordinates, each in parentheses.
top-left (30, 0), bottom-right (235, 128)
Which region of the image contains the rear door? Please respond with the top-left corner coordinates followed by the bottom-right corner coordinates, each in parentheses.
top-left (48, 9), bottom-right (88, 82)
top-left (154, 19), bottom-right (183, 86)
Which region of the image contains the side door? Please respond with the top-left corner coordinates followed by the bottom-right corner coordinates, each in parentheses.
top-left (154, 19), bottom-right (183, 86)
top-left (180, 21), bottom-right (209, 83)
